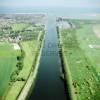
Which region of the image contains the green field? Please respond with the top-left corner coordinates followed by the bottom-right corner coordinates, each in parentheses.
top-left (0, 14), bottom-right (45, 100)
top-left (5, 40), bottom-right (40, 100)
top-left (58, 20), bottom-right (100, 100)
top-left (3, 30), bottom-right (44, 100)
top-left (0, 43), bottom-right (20, 96)
top-left (12, 23), bottom-right (31, 31)
top-left (76, 24), bottom-right (100, 74)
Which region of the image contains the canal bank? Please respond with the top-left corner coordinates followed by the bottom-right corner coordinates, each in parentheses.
top-left (17, 30), bottom-right (46, 100)
top-left (29, 16), bottom-right (68, 100)
top-left (56, 26), bottom-right (76, 100)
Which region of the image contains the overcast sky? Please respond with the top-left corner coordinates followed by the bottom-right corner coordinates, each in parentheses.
top-left (0, 0), bottom-right (100, 9)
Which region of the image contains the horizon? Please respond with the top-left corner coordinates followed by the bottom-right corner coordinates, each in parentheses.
top-left (0, 0), bottom-right (100, 19)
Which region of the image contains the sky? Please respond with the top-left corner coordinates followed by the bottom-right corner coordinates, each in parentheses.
top-left (0, 0), bottom-right (100, 9)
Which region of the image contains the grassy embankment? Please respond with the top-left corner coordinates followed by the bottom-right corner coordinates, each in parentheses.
top-left (5, 41), bottom-right (39, 100)
top-left (58, 23), bottom-right (100, 100)
top-left (3, 23), bottom-right (45, 100)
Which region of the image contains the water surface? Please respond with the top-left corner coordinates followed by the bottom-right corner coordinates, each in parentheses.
top-left (29, 16), bottom-right (67, 100)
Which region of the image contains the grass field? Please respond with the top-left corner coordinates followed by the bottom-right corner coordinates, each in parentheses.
top-left (0, 23), bottom-right (44, 100)
top-left (5, 40), bottom-right (39, 100)
top-left (18, 40), bottom-right (39, 79)
top-left (5, 34), bottom-right (44, 100)
top-left (12, 23), bottom-right (30, 32)
top-left (0, 14), bottom-right (46, 100)
top-left (58, 20), bottom-right (100, 100)
top-left (0, 43), bottom-right (20, 96)
top-left (76, 24), bottom-right (100, 74)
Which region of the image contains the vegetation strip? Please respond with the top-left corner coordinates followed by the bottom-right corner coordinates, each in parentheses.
top-left (17, 32), bottom-right (46, 100)
top-left (57, 19), bottom-right (100, 100)
top-left (57, 26), bottom-right (77, 100)
top-left (0, 14), bottom-right (46, 100)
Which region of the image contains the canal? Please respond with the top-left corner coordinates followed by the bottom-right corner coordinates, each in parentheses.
top-left (29, 15), bottom-right (68, 100)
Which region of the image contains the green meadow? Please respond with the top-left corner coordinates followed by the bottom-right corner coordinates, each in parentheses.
top-left (3, 23), bottom-right (44, 100)
top-left (5, 40), bottom-right (39, 100)
top-left (76, 24), bottom-right (100, 74)
top-left (12, 23), bottom-right (30, 32)
top-left (0, 43), bottom-right (20, 96)
top-left (0, 14), bottom-right (46, 100)
top-left (59, 20), bottom-right (100, 100)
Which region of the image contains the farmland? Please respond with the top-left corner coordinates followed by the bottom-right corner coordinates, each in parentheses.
top-left (0, 43), bottom-right (20, 96)
top-left (57, 19), bottom-right (100, 100)
top-left (0, 14), bottom-right (46, 100)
